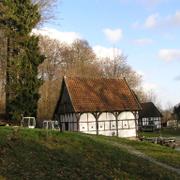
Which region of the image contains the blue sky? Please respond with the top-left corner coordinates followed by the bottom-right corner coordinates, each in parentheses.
top-left (37, 0), bottom-right (180, 108)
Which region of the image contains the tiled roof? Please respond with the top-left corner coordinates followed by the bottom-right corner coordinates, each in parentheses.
top-left (139, 102), bottom-right (163, 118)
top-left (64, 77), bottom-right (141, 112)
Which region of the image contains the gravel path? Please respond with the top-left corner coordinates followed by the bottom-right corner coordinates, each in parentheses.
top-left (85, 135), bottom-right (180, 175)
top-left (107, 140), bottom-right (180, 175)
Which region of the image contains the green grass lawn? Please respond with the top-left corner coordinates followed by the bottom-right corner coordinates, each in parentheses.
top-left (0, 127), bottom-right (179, 179)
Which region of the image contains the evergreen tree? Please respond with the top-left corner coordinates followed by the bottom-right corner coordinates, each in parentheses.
top-left (0, 0), bottom-right (45, 121)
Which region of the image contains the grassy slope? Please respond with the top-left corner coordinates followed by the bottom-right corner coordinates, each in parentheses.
top-left (0, 127), bottom-right (179, 180)
top-left (94, 135), bottom-right (180, 169)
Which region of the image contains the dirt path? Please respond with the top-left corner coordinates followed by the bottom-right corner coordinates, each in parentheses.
top-left (108, 140), bottom-right (180, 175)
top-left (85, 135), bottom-right (180, 175)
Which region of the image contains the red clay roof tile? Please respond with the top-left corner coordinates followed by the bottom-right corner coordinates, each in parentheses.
top-left (64, 77), bottom-right (141, 112)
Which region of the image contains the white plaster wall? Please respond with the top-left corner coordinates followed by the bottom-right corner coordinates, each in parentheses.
top-left (142, 118), bottom-right (148, 126)
top-left (154, 118), bottom-right (161, 129)
top-left (88, 122), bottom-right (96, 131)
top-left (118, 121), bottom-right (123, 129)
top-left (87, 113), bottom-right (97, 122)
top-left (85, 131), bottom-right (97, 135)
top-left (107, 112), bottom-right (116, 121)
top-left (98, 113), bottom-right (106, 121)
top-left (111, 121), bottom-right (116, 130)
top-left (98, 112), bottom-right (117, 136)
top-left (98, 122), bottom-right (104, 130)
top-left (122, 120), bottom-right (128, 129)
top-left (79, 113), bottom-right (96, 133)
top-left (118, 112), bottom-right (136, 137)
top-left (104, 122), bottom-right (110, 130)
top-left (118, 129), bottom-right (136, 137)
top-left (80, 113), bottom-right (88, 122)
top-left (129, 120), bottom-right (136, 128)
top-left (61, 111), bottom-right (137, 137)
top-left (99, 130), bottom-right (117, 136)
top-left (118, 112), bottom-right (134, 120)
top-left (99, 112), bottom-right (116, 121)
top-left (79, 123), bottom-right (88, 132)
top-left (167, 120), bottom-right (177, 127)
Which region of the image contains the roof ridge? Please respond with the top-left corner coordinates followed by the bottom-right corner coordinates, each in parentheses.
top-left (64, 76), bottom-right (125, 81)
top-left (123, 78), bottom-right (142, 110)
top-left (141, 102), bottom-right (154, 104)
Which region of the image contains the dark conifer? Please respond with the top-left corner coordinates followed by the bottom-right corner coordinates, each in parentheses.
top-left (0, 0), bottom-right (45, 121)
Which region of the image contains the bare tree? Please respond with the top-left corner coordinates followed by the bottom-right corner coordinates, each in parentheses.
top-left (38, 35), bottom-right (64, 80)
top-left (37, 37), bottom-right (101, 120)
top-left (99, 55), bottom-right (142, 90)
top-left (37, 35), bottom-right (63, 120)
top-left (32, 0), bottom-right (59, 25)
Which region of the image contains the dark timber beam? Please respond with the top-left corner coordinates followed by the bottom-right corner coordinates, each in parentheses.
top-left (92, 112), bottom-right (99, 135)
top-left (75, 113), bottom-right (81, 132)
top-left (113, 112), bottom-right (120, 137)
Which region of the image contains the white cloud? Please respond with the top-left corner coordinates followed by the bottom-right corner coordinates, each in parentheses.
top-left (158, 49), bottom-right (180, 61)
top-left (133, 11), bottom-right (180, 30)
top-left (103, 28), bottom-right (123, 44)
top-left (167, 11), bottom-right (180, 27)
top-left (93, 45), bottom-right (122, 59)
top-left (32, 27), bottom-right (82, 44)
top-left (136, 70), bottom-right (145, 76)
top-left (174, 75), bottom-right (180, 81)
top-left (144, 13), bottom-right (159, 28)
top-left (133, 38), bottom-right (153, 45)
top-left (120, 0), bottom-right (163, 6)
top-left (136, 0), bottom-right (162, 7)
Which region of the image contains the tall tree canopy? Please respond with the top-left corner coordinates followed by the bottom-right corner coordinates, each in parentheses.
top-left (0, 0), bottom-right (45, 121)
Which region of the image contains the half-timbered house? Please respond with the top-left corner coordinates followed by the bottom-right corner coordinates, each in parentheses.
top-left (54, 76), bottom-right (141, 137)
top-left (139, 102), bottom-right (162, 131)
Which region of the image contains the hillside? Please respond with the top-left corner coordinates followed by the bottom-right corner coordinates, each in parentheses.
top-left (0, 127), bottom-right (180, 180)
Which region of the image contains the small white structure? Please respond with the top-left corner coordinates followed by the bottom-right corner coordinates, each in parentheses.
top-left (167, 120), bottom-right (178, 128)
top-left (43, 120), bottom-right (60, 130)
top-left (54, 77), bottom-right (141, 138)
top-left (21, 117), bottom-right (36, 128)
